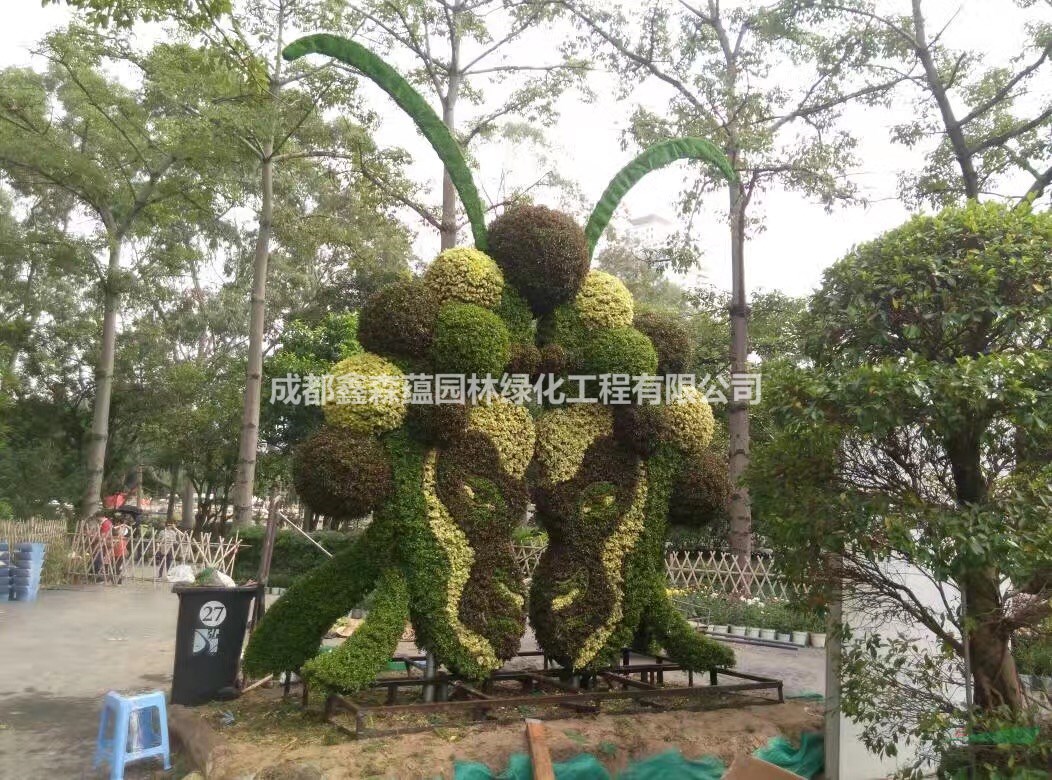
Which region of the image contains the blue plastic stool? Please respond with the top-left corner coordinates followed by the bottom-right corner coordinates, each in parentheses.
top-left (93, 691), bottom-right (171, 779)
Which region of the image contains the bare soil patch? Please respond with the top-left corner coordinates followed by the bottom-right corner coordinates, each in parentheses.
top-left (200, 686), bottom-right (822, 779)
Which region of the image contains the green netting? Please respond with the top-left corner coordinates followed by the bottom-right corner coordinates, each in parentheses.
top-left (455, 753), bottom-right (611, 780)
top-left (283, 34), bottom-right (488, 251)
top-left (453, 733), bottom-right (824, 780)
top-left (753, 733), bottom-right (825, 778)
top-left (617, 750), bottom-right (725, 780)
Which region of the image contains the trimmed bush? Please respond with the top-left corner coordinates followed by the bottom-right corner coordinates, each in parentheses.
top-left (431, 303), bottom-right (511, 377)
top-left (579, 326), bottom-right (658, 379)
top-left (301, 567), bottom-right (410, 693)
top-left (487, 205), bottom-right (590, 315)
top-left (537, 343), bottom-right (568, 378)
top-left (536, 304), bottom-right (589, 370)
top-left (613, 403), bottom-right (664, 457)
top-left (661, 386), bottom-right (716, 455)
top-left (574, 271), bottom-right (633, 330)
top-left (232, 526), bottom-right (365, 588)
top-left (323, 353), bottom-right (407, 435)
top-left (292, 427), bottom-right (393, 519)
top-left (423, 247), bottom-right (504, 308)
top-left (507, 342), bottom-right (541, 375)
top-left (358, 279), bottom-right (440, 360)
top-left (466, 398), bottom-right (536, 479)
top-left (404, 401), bottom-right (469, 447)
top-left (242, 520), bottom-right (393, 675)
top-left (667, 449), bottom-right (730, 527)
top-left (496, 284), bottom-right (535, 345)
top-left (634, 311), bottom-right (692, 375)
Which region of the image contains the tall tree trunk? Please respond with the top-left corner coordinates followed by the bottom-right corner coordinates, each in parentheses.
top-left (80, 235), bottom-right (123, 520)
top-left (233, 140), bottom-right (275, 527)
top-left (727, 183), bottom-right (752, 563)
top-left (439, 37), bottom-right (461, 250)
top-left (166, 466), bottom-right (178, 522)
top-left (948, 430), bottom-right (1022, 710)
top-left (180, 475), bottom-right (194, 530)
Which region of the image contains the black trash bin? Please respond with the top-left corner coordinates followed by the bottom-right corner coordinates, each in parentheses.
top-left (171, 585), bottom-right (258, 706)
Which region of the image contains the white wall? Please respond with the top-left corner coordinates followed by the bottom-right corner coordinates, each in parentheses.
top-left (826, 559), bottom-right (964, 779)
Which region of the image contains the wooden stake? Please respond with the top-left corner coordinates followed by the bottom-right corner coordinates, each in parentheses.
top-left (525, 718), bottom-right (555, 780)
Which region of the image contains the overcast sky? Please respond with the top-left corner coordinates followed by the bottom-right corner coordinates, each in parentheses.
top-left (1, 0), bottom-right (1044, 299)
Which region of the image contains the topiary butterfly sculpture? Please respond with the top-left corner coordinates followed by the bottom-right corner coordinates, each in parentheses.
top-left (242, 34), bottom-right (737, 690)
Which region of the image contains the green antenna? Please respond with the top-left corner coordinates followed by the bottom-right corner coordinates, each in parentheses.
top-left (585, 137), bottom-right (737, 256)
top-left (283, 34), bottom-right (488, 251)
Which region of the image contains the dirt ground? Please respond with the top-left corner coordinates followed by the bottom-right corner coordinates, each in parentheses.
top-left (202, 684), bottom-right (823, 779)
top-left (0, 586), bottom-right (825, 779)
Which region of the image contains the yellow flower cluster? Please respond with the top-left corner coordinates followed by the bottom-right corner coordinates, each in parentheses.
top-left (662, 386), bottom-right (716, 455)
top-left (322, 353), bottom-right (407, 435)
top-left (574, 464), bottom-right (648, 668)
top-left (421, 451), bottom-right (501, 672)
top-left (423, 247), bottom-right (504, 308)
top-left (467, 398), bottom-right (536, 479)
top-left (534, 405), bottom-right (614, 486)
top-left (572, 270), bottom-right (634, 330)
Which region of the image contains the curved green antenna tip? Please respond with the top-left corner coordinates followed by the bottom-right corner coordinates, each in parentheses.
top-left (283, 34), bottom-right (488, 251)
top-left (585, 137), bottom-right (737, 257)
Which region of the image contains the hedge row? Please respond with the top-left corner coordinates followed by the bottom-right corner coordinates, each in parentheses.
top-left (233, 526), bottom-right (366, 589)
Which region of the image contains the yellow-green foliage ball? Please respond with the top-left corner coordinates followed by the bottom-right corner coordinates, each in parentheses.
top-left (423, 247), bottom-right (504, 308)
top-left (322, 352), bottom-right (408, 435)
top-left (574, 271), bottom-right (634, 330)
top-left (662, 386), bottom-right (715, 455)
top-left (534, 405), bottom-right (614, 486)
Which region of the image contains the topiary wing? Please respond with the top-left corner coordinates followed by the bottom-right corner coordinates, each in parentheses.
top-left (283, 34), bottom-right (488, 251)
top-left (585, 137), bottom-right (737, 256)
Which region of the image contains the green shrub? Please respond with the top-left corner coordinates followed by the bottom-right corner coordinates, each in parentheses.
top-left (233, 525), bottom-right (366, 588)
top-left (291, 427), bottom-right (392, 520)
top-left (634, 311), bottom-right (692, 374)
top-left (242, 520), bottom-right (393, 675)
top-left (423, 247), bottom-right (504, 308)
top-left (301, 567), bottom-right (409, 693)
top-left (431, 302), bottom-right (510, 377)
top-left (574, 271), bottom-right (634, 330)
top-left (495, 284), bottom-right (535, 345)
top-left (357, 279), bottom-right (439, 359)
top-left (667, 449), bottom-right (730, 527)
top-left (578, 326), bottom-right (658, 379)
top-left (487, 204), bottom-right (590, 315)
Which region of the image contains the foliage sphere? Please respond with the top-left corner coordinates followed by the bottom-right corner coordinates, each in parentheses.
top-left (574, 271), bottom-right (634, 330)
top-left (431, 303), bottom-right (511, 376)
top-left (579, 326), bottom-right (658, 379)
top-left (322, 352), bottom-right (407, 435)
top-left (486, 204), bottom-right (590, 315)
top-left (423, 246), bottom-right (504, 308)
top-left (292, 427), bottom-right (393, 519)
top-left (667, 449), bottom-right (730, 528)
top-left (661, 386), bottom-right (715, 455)
top-left (358, 279), bottom-right (439, 359)
top-left (634, 311), bottom-right (692, 375)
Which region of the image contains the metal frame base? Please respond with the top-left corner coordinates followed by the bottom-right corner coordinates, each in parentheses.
top-left (312, 649), bottom-right (784, 739)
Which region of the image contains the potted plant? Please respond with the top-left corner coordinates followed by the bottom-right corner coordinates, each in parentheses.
top-left (743, 601), bottom-right (763, 638)
top-left (728, 601), bottom-right (747, 636)
top-left (768, 603), bottom-right (792, 643)
top-left (758, 608), bottom-right (777, 641)
top-left (806, 610), bottom-right (828, 648)
top-left (705, 595), bottom-right (729, 634)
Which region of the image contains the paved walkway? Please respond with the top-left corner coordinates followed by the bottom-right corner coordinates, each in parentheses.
top-left (0, 585), bottom-right (178, 778)
top-left (0, 587), bottom-right (824, 778)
